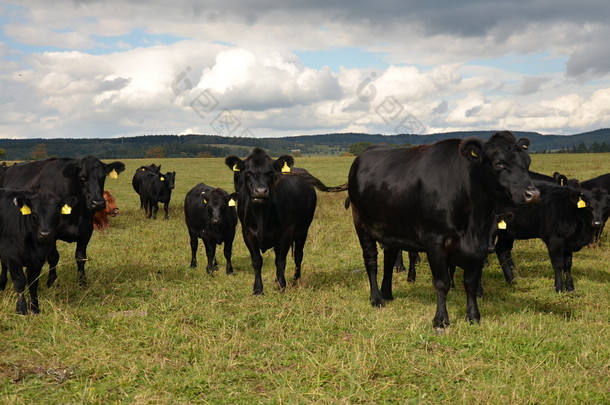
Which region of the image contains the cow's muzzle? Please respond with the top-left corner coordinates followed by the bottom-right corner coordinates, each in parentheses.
top-left (523, 186), bottom-right (540, 204)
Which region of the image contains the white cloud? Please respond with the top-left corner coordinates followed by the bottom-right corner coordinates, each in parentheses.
top-left (1, 1), bottom-right (610, 138)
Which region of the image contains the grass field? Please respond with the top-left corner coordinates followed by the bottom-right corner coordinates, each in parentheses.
top-left (1, 153), bottom-right (609, 404)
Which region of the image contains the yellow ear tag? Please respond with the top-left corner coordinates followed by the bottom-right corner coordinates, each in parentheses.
top-left (203, 198), bottom-right (207, 204)
top-left (232, 163), bottom-right (240, 172)
top-left (470, 149), bottom-right (479, 158)
top-left (497, 219), bottom-right (507, 230)
top-left (61, 204), bottom-right (72, 215)
top-left (522, 145), bottom-right (528, 149)
top-left (109, 169), bottom-right (118, 179)
top-left (560, 179), bottom-right (565, 186)
top-left (577, 197), bottom-right (586, 208)
top-left (20, 205), bottom-right (32, 215)
top-left (281, 161), bottom-right (291, 174)
top-left (228, 198), bottom-right (236, 207)
top-left (141, 168), bottom-right (145, 171)
top-left (160, 176), bottom-right (165, 181)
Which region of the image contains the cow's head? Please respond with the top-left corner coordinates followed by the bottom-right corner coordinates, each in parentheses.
top-left (577, 188), bottom-right (610, 229)
top-left (14, 191), bottom-right (77, 241)
top-left (160, 171), bottom-right (176, 190)
top-left (462, 131), bottom-right (540, 206)
top-left (201, 188), bottom-right (238, 225)
top-left (62, 156), bottom-right (125, 211)
top-left (225, 148), bottom-right (294, 203)
top-left (103, 190), bottom-right (119, 217)
top-left (139, 164), bottom-right (161, 174)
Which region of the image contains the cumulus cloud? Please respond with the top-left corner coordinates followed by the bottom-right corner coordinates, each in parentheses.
top-left (1, 1), bottom-right (610, 138)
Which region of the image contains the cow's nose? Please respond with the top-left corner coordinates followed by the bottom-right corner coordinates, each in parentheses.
top-left (39, 231), bottom-right (51, 239)
top-left (91, 199), bottom-right (106, 210)
top-left (593, 220), bottom-right (603, 228)
top-left (211, 218), bottom-right (220, 225)
top-left (524, 186), bottom-right (540, 204)
top-left (254, 187), bottom-right (269, 198)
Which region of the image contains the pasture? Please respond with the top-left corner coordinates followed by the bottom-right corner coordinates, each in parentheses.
top-left (1, 153), bottom-right (609, 403)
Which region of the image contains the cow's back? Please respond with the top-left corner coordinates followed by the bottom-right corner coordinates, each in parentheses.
top-left (4, 159), bottom-right (75, 197)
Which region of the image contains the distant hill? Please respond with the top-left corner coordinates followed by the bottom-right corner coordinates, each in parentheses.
top-left (1, 129), bottom-right (609, 160)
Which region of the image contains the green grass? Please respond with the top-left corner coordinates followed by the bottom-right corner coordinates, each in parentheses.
top-left (1, 154), bottom-right (609, 404)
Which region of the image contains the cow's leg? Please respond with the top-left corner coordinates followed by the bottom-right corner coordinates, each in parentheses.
top-left (355, 225), bottom-right (382, 307)
top-left (495, 233), bottom-right (517, 284)
top-left (243, 231), bottom-right (264, 295)
top-left (563, 251), bottom-right (574, 292)
top-left (394, 251), bottom-right (405, 273)
top-left (426, 244), bottom-right (451, 330)
top-left (463, 262), bottom-right (483, 325)
top-left (26, 266), bottom-right (42, 314)
top-left (546, 238), bottom-right (566, 292)
top-left (164, 201), bottom-right (170, 220)
top-left (292, 231), bottom-right (308, 283)
top-left (144, 198), bottom-right (152, 219)
top-left (46, 244), bottom-right (60, 287)
top-left (223, 238), bottom-right (234, 275)
top-left (189, 232), bottom-right (199, 268)
top-left (7, 260), bottom-right (28, 315)
top-left (203, 239), bottom-right (217, 274)
top-left (381, 246), bottom-right (398, 301)
top-left (0, 262), bottom-right (7, 291)
top-left (407, 251), bottom-right (420, 282)
top-left (274, 241), bottom-right (290, 291)
top-left (75, 231), bottom-right (92, 287)
top-left (151, 202), bottom-right (159, 220)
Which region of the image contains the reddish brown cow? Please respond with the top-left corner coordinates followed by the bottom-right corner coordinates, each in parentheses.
top-left (93, 191), bottom-right (119, 230)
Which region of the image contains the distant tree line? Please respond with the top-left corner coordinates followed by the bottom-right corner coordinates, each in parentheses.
top-left (555, 141), bottom-right (610, 153)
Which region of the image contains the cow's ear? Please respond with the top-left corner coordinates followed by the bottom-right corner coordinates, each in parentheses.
top-left (274, 155), bottom-right (294, 173)
top-left (227, 192), bottom-right (238, 207)
top-left (105, 162), bottom-right (126, 178)
top-left (517, 138), bottom-right (530, 151)
top-left (225, 156), bottom-right (244, 172)
top-left (13, 196), bottom-right (32, 215)
top-left (460, 137), bottom-right (483, 163)
top-left (554, 173), bottom-right (568, 187)
top-left (64, 196), bottom-right (78, 208)
top-left (568, 190), bottom-right (583, 205)
top-left (62, 162), bottom-right (81, 178)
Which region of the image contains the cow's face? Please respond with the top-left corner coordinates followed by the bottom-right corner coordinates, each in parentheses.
top-left (103, 191), bottom-right (119, 217)
top-left (579, 188), bottom-right (610, 228)
top-left (463, 131), bottom-right (540, 206)
top-left (14, 192), bottom-right (76, 241)
top-left (202, 189), bottom-right (237, 225)
top-left (227, 149), bottom-right (293, 204)
top-left (162, 172), bottom-right (176, 190)
top-left (63, 157), bottom-right (125, 211)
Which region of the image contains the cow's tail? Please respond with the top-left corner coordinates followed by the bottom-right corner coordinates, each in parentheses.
top-left (344, 197), bottom-right (351, 209)
top-left (293, 171), bottom-right (348, 193)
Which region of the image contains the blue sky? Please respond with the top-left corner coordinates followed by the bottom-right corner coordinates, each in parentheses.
top-left (1, 1), bottom-right (610, 139)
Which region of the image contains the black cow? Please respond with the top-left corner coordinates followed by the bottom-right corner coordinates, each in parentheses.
top-left (2, 156), bottom-right (125, 286)
top-left (140, 171), bottom-right (176, 219)
top-left (581, 173), bottom-right (610, 244)
top-left (225, 148), bottom-right (317, 295)
top-left (0, 190), bottom-right (75, 314)
top-left (347, 131), bottom-right (539, 330)
top-left (184, 183), bottom-right (238, 274)
top-left (132, 164), bottom-right (162, 209)
top-left (496, 182), bottom-right (610, 292)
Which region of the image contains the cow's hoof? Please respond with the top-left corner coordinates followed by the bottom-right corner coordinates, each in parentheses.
top-left (370, 298), bottom-right (384, 307)
top-left (434, 326), bottom-right (449, 336)
top-left (253, 290), bottom-right (263, 296)
top-left (395, 266), bottom-right (406, 273)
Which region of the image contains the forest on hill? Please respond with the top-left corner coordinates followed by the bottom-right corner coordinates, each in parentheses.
top-left (0, 129), bottom-right (609, 160)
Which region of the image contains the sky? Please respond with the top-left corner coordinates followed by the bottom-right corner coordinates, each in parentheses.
top-left (1, 1), bottom-right (610, 139)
